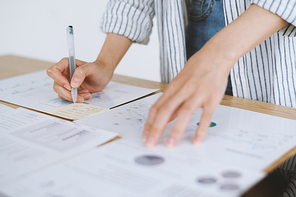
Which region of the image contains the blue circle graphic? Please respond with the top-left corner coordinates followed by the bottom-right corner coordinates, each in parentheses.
top-left (197, 122), bottom-right (216, 127)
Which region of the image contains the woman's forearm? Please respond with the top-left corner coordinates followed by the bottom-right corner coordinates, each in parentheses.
top-left (94, 33), bottom-right (133, 72)
top-left (203, 4), bottom-right (288, 71)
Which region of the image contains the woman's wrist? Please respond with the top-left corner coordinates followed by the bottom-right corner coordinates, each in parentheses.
top-left (93, 57), bottom-right (116, 74)
top-left (198, 37), bottom-right (237, 76)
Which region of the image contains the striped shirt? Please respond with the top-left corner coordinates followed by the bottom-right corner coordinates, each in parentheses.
top-left (101, 0), bottom-right (296, 108)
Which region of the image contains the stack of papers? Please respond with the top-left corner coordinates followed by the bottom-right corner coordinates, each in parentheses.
top-left (0, 108), bottom-right (117, 184)
top-left (0, 72), bottom-right (295, 196)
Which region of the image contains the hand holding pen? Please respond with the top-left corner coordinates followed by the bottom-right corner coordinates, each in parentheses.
top-left (47, 33), bottom-right (132, 103)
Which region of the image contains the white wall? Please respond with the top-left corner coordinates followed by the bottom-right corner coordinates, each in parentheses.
top-left (0, 0), bottom-right (160, 82)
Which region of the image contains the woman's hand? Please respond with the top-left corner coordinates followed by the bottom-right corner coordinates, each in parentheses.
top-left (47, 58), bottom-right (114, 103)
top-left (47, 33), bottom-right (133, 103)
top-left (142, 46), bottom-right (233, 147)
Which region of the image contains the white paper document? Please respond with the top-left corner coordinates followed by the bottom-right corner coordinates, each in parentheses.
top-left (0, 70), bottom-right (158, 112)
top-left (0, 139), bottom-right (264, 197)
top-left (0, 103), bottom-right (13, 114)
top-left (76, 93), bottom-right (296, 171)
top-left (0, 108), bottom-right (117, 184)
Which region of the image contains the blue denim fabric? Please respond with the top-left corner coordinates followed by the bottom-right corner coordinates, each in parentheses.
top-left (186, 0), bottom-right (233, 96)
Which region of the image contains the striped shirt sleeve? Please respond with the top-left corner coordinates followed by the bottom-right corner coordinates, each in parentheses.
top-left (250, 0), bottom-right (296, 37)
top-left (100, 0), bottom-right (155, 44)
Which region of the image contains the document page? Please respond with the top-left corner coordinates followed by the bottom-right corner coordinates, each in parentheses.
top-left (0, 108), bottom-right (117, 184)
top-left (0, 70), bottom-right (158, 112)
top-left (76, 93), bottom-right (296, 171)
top-left (0, 103), bottom-right (13, 114)
top-left (0, 139), bottom-right (264, 197)
top-left (75, 93), bottom-right (162, 139)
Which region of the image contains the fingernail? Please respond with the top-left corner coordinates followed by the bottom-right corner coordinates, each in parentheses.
top-left (84, 94), bottom-right (91, 100)
top-left (77, 96), bottom-right (84, 103)
top-left (193, 136), bottom-right (203, 145)
top-left (64, 85), bottom-right (71, 91)
top-left (80, 89), bottom-right (89, 94)
top-left (142, 131), bottom-right (149, 141)
top-left (166, 137), bottom-right (176, 148)
top-left (71, 78), bottom-right (80, 87)
top-left (146, 136), bottom-right (156, 147)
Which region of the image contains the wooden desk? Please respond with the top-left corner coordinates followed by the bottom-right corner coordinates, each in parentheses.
top-left (1, 55), bottom-right (295, 196)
